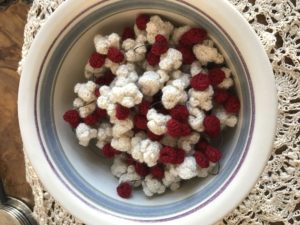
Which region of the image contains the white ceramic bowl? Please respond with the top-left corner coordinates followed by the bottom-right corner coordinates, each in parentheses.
top-left (18, 1), bottom-right (277, 225)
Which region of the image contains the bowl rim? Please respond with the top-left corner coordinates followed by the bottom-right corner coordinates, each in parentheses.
top-left (18, 0), bottom-right (277, 225)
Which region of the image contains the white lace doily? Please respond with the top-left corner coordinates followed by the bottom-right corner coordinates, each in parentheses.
top-left (20, 0), bottom-right (300, 224)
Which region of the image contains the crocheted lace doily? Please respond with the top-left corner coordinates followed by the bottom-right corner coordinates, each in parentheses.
top-left (20, 0), bottom-right (300, 224)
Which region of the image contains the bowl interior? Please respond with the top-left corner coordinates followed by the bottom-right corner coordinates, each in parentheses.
top-left (37, 0), bottom-right (253, 218)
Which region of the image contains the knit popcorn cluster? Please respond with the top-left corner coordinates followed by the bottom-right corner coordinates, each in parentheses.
top-left (63, 15), bottom-right (240, 199)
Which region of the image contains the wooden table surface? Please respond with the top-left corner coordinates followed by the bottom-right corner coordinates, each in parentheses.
top-left (0, 1), bottom-right (33, 207)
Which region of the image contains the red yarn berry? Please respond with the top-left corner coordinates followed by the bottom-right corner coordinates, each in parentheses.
top-left (134, 115), bottom-right (148, 130)
top-left (177, 46), bottom-right (196, 64)
top-left (138, 100), bottom-right (151, 116)
top-left (146, 51), bottom-right (160, 66)
top-left (179, 28), bottom-right (207, 46)
top-left (95, 70), bottom-right (115, 86)
top-left (88, 52), bottom-right (106, 68)
top-left (147, 129), bottom-right (163, 141)
top-left (204, 146), bottom-right (222, 163)
top-left (95, 108), bottom-right (107, 119)
top-left (159, 146), bottom-right (177, 164)
top-left (208, 68), bottom-right (225, 86)
top-left (195, 139), bottom-right (209, 151)
top-left (194, 152), bottom-right (209, 168)
top-left (136, 14), bottom-right (150, 30)
top-left (203, 115), bottom-right (221, 137)
top-left (166, 119), bottom-right (191, 137)
top-left (63, 109), bottom-right (81, 128)
top-left (151, 34), bottom-right (168, 56)
top-left (107, 47), bottom-right (124, 63)
top-left (122, 27), bottom-right (135, 40)
top-left (94, 88), bottom-right (100, 97)
top-left (213, 89), bottom-right (229, 104)
top-left (224, 95), bottom-right (240, 113)
top-left (150, 165), bottom-right (164, 180)
top-left (117, 182), bottom-right (132, 199)
top-left (170, 105), bottom-right (189, 122)
top-left (116, 104), bottom-right (130, 120)
top-left (102, 143), bottom-right (119, 158)
top-left (190, 73), bottom-right (210, 91)
top-left (134, 162), bottom-right (150, 177)
top-left (83, 113), bottom-right (98, 126)
top-left (174, 148), bottom-right (185, 164)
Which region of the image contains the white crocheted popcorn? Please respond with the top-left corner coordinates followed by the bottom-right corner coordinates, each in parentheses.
top-left (131, 136), bottom-right (161, 167)
top-left (97, 86), bottom-right (112, 109)
top-left (214, 106), bottom-right (238, 128)
top-left (110, 83), bottom-right (143, 108)
top-left (162, 76), bottom-right (189, 109)
top-left (171, 25), bottom-right (191, 45)
top-left (111, 133), bottom-right (132, 153)
top-left (74, 81), bottom-right (97, 102)
top-left (176, 156), bottom-right (199, 180)
top-left (187, 104), bottom-right (205, 132)
top-left (156, 69), bottom-right (170, 84)
top-left (159, 48), bottom-right (183, 71)
top-left (146, 15), bottom-right (174, 44)
top-left (75, 123), bottom-right (97, 147)
top-left (96, 122), bottom-right (112, 149)
top-left (178, 132), bottom-right (200, 153)
top-left (78, 102), bottom-right (96, 118)
top-left (162, 165), bottom-right (181, 191)
top-left (104, 58), bottom-right (119, 74)
top-left (114, 63), bottom-right (139, 87)
top-left (193, 40), bottom-right (224, 65)
top-left (134, 24), bottom-right (147, 37)
top-left (218, 67), bottom-right (234, 89)
top-left (119, 165), bottom-right (142, 187)
top-left (112, 118), bottom-right (134, 138)
top-left (142, 175), bottom-right (166, 197)
top-left (73, 97), bottom-right (84, 108)
top-left (94, 33), bottom-right (120, 55)
top-left (138, 71), bottom-right (161, 96)
top-left (146, 109), bottom-right (171, 135)
top-left (160, 135), bottom-right (178, 148)
top-left (122, 38), bottom-right (147, 62)
top-left (111, 154), bottom-right (128, 178)
top-left (190, 61), bottom-right (206, 76)
top-left (84, 62), bottom-right (105, 79)
top-left (188, 85), bottom-right (214, 111)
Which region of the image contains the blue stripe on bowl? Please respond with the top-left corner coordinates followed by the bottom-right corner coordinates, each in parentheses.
top-left (37, 0), bottom-right (254, 220)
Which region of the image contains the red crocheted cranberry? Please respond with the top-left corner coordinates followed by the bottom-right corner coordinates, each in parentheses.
top-left (107, 47), bottom-right (124, 63)
top-left (136, 14), bottom-right (150, 30)
top-left (190, 73), bottom-right (210, 91)
top-left (102, 143), bottom-right (118, 158)
top-left (138, 100), bottom-right (151, 116)
top-left (115, 104), bottom-right (130, 120)
top-left (95, 108), bottom-right (107, 119)
top-left (147, 129), bottom-right (163, 141)
top-left (204, 146), bottom-right (222, 163)
top-left (83, 113), bottom-right (98, 126)
top-left (134, 115), bottom-right (148, 130)
top-left (177, 46), bottom-right (196, 64)
top-left (95, 70), bottom-right (115, 86)
top-left (151, 34), bottom-right (168, 56)
top-left (174, 148), bottom-right (185, 164)
top-left (166, 119), bottom-right (191, 137)
top-left (150, 165), bottom-right (164, 180)
top-left (195, 139), bottom-right (209, 151)
top-left (88, 52), bottom-right (106, 68)
top-left (159, 146), bottom-right (177, 164)
top-left (208, 68), bottom-right (225, 86)
top-left (179, 28), bottom-right (207, 46)
top-left (203, 115), bottom-right (221, 137)
top-left (117, 182), bottom-right (132, 199)
top-left (134, 162), bottom-right (150, 177)
top-left (224, 95), bottom-right (240, 113)
top-left (213, 89), bottom-right (229, 104)
top-left (194, 152), bottom-right (209, 168)
top-left (170, 105), bottom-right (189, 122)
top-left (146, 51), bottom-right (160, 66)
top-left (94, 88), bottom-right (100, 97)
top-left (63, 109), bottom-right (81, 128)
top-left (122, 27), bottom-right (135, 40)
